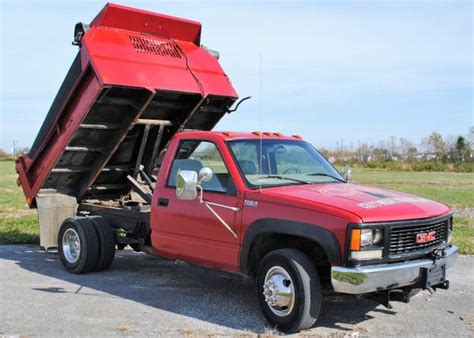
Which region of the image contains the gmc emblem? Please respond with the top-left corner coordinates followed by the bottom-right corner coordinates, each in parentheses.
top-left (416, 231), bottom-right (436, 243)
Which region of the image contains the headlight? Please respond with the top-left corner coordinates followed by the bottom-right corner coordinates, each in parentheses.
top-left (360, 229), bottom-right (373, 247)
top-left (350, 227), bottom-right (384, 260)
top-left (359, 228), bottom-right (384, 247)
top-left (373, 229), bottom-right (384, 245)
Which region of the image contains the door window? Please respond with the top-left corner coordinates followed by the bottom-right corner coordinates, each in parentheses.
top-left (168, 140), bottom-right (235, 194)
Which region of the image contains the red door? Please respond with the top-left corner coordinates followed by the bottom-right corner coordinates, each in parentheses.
top-left (152, 139), bottom-right (243, 271)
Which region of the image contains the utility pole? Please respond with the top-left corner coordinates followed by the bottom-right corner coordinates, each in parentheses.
top-left (12, 140), bottom-right (18, 156)
top-left (390, 136), bottom-right (395, 161)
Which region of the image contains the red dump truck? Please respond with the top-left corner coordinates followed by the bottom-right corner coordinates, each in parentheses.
top-left (16, 3), bottom-right (457, 332)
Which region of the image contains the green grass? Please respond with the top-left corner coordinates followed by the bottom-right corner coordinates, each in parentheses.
top-left (0, 215), bottom-right (39, 244)
top-left (0, 161), bottom-right (39, 244)
top-left (0, 162), bottom-right (472, 253)
top-left (352, 168), bottom-right (474, 209)
top-left (452, 216), bottom-right (474, 255)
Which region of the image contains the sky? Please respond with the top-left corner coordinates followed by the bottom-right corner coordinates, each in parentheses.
top-left (0, 0), bottom-right (472, 152)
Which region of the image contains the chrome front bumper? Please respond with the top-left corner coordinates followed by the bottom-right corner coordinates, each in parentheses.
top-left (331, 245), bottom-right (458, 294)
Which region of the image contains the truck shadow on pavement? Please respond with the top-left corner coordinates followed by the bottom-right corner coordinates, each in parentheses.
top-left (2, 245), bottom-right (396, 334)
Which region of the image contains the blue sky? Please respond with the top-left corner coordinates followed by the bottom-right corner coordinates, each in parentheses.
top-left (1, 0), bottom-right (472, 152)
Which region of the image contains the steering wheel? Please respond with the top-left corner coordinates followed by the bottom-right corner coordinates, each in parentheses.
top-left (283, 167), bottom-right (302, 174)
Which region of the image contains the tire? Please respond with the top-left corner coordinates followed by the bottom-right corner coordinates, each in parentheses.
top-left (58, 217), bottom-right (99, 274)
top-left (89, 217), bottom-right (115, 271)
top-left (256, 249), bottom-right (322, 333)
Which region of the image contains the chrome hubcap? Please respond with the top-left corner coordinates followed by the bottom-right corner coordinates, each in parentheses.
top-left (62, 228), bottom-right (81, 263)
top-left (263, 266), bottom-right (295, 316)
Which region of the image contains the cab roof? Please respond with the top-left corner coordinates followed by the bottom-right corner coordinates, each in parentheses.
top-left (177, 131), bottom-right (304, 141)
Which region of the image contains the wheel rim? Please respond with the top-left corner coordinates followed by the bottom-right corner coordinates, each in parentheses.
top-left (263, 266), bottom-right (295, 317)
top-left (62, 228), bottom-right (81, 263)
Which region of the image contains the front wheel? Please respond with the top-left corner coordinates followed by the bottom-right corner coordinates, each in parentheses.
top-left (256, 249), bottom-right (322, 333)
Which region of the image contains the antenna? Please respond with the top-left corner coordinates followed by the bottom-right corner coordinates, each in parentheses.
top-left (259, 52), bottom-right (263, 193)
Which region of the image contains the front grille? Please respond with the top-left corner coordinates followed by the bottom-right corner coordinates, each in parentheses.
top-left (389, 220), bottom-right (448, 256)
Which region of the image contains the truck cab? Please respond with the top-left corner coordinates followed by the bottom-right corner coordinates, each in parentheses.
top-left (16, 3), bottom-right (457, 333)
top-left (149, 130), bottom-right (456, 331)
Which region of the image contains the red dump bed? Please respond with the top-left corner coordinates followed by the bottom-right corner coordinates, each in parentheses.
top-left (16, 3), bottom-right (238, 207)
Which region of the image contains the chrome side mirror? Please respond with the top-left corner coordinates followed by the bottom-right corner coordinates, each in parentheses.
top-left (176, 170), bottom-right (198, 200)
top-left (341, 168), bottom-right (352, 182)
top-left (198, 167), bottom-right (213, 184)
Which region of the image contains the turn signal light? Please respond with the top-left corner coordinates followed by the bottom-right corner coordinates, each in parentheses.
top-left (350, 229), bottom-right (361, 251)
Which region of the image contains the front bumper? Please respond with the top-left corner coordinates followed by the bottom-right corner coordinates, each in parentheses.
top-left (331, 245), bottom-right (458, 294)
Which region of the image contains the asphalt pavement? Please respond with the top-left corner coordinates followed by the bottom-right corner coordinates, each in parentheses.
top-left (0, 245), bottom-right (472, 336)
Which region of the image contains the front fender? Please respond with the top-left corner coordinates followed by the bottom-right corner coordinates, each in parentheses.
top-left (239, 218), bottom-right (342, 275)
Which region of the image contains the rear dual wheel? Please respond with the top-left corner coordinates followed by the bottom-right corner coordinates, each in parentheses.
top-left (58, 217), bottom-right (115, 274)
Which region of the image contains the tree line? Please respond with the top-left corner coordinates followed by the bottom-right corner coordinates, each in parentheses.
top-left (318, 127), bottom-right (473, 172)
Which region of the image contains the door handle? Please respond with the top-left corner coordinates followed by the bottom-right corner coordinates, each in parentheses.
top-left (158, 198), bottom-right (169, 207)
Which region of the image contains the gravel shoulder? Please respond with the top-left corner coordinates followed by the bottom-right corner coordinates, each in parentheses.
top-left (454, 208), bottom-right (474, 220)
top-left (0, 245), bottom-right (472, 336)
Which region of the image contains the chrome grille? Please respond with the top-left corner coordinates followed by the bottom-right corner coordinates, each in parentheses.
top-left (389, 220), bottom-right (448, 256)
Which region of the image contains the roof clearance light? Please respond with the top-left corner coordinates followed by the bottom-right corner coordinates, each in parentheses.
top-left (252, 131), bottom-right (262, 136)
top-left (222, 132), bottom-right (233, 137)
top-left (292, 134), bottom-right (303, 140)
top-left (273, 132), bottom-right (283, 137)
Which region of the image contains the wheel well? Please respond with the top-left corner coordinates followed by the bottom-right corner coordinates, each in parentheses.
top-left (247, 233), bottom-right (332, 289)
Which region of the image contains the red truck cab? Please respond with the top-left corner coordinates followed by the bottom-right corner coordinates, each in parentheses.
top-left (16, 3), bottom-right (457, 333)
top-left (148, 130), bottom-right (457, 331)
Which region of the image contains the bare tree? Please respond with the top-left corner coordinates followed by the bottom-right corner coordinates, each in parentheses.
top-left (468, 126), bottom-right (474, 161)
top-left (355, 143), bottom-right (371, 162)
top-left (398, 138), bottom-right (417, 160)
top-left (422, 131), bottom-right (448, 161)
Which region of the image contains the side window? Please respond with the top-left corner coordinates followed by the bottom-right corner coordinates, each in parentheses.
top-left (168, 140), bottom-right (235, 194)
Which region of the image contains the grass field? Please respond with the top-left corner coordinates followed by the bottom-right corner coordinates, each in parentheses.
top-left (0, 161), bottom-right (472, 253)
top-left (352, 168), bottom-right (474, 209)
top-left (0, 161), bottom-right (38, 244)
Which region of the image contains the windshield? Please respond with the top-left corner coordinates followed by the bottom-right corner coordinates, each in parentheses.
top-left (227, 139), bottom-right (344, 188)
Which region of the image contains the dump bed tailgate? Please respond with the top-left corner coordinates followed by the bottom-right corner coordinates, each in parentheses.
top-left (16, 3), bottom-right (238, 207)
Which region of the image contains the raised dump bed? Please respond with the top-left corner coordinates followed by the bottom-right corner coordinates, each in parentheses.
top-left (16, 3), bottom-right (238, 207)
